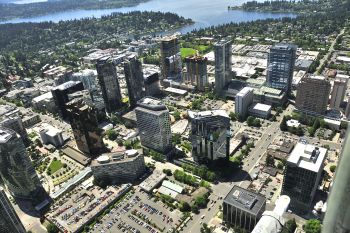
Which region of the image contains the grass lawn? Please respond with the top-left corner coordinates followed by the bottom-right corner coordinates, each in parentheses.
top-left (180, 48), bottom-right (197, 59)
top-left (48, 159), bottom-right (63, 174)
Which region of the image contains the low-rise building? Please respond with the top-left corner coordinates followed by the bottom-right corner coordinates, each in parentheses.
top-left (248, 103), bottom-right (272, 119)
top-left (38, 123), bottom-right (64, 147)
top-left (91, 150), bottom-right (146, 185)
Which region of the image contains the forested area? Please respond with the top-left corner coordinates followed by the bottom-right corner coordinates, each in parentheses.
top-left (0, 0), bottom-right (149, 21)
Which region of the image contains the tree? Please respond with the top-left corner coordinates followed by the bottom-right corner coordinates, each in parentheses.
top-left (304, 219), bottom-right (322, 233)
top-left (280, 116), bottom-right (288, 131)
top-left (172, 133), bottom-right (181, 145)
top-left (106, 129), bottom-right (118, 140)
top-left (330, 165), bottom-right (336, 173)
top-left (266, 154), bottom-right (275, 167)
top-left (163, 169), bottom-right (172, 176)
top-left (179, 201), bottom-right (191, 212)
top-left (200, 223), bottom-right (211, 233)
top-left (173, 110), bottom-right (181, 121)
top-left (229, 112), bottom-right (238, 121)
top-left (281, 219), bottom-right (297, 233)
top-left (46, 223), bottom-right (59, 233)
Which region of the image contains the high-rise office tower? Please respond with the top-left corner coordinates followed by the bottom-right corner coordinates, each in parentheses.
top-left (66, 98), bottom-right (105, 156)
top-left (0, 127), bottom-right (42, 199)
top-left (160, 37), bottom-right (182, 80)
top-left (124, 55), bottom-right (145, 108)
top-left (0, 187), bottom-right (26, 233)
top-left (266, 43), bottom-right (297, 95)
top-left (214, 38), bottom-right (232, 96)
top-left (0, 116), bottom-right (27, 140)
top-left (330, 79), bottom-right (347, 110)
top-left (96, 57), bottom-right (123, 113)
top-left (184, 56), bottom-right (208, 91)
top-left (188, 110), bottom-right (230, 163)
top-left (135, 97), bottom-right (172, 154)
top-left (235, 87), bottom-right (254, 119)
top-left (51, 81), bottom-right (84, 119)
top-left (281, 143), bottom-right (327, 213)
top-left (295, 75), bottom-right (331, 115)
top-left (144, 72), bottom-right (161, 97)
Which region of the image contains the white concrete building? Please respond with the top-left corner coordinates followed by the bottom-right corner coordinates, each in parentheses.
top-left (235, 87), bottom-right (254, 119)
top-left (38, 123), bottom-right (64, 147)
top-left (330, 79), bottom-right (347, 110)
top-left (248, 103), bottom-right (272, 119)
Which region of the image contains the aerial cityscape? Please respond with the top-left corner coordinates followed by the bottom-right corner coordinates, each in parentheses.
top-left (0, 0), bottom-right (349, 233)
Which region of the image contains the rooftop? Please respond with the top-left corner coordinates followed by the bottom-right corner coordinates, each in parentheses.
top-left (288, 143), bottom-right (327, 172)
top-left (137, 97), bottom-right (167, 111)
top-left (52, 81), bottom-right (82, 91)
top-left (224, 186), bottom-right (265, 216)
top-left (0, 127), bottom-right (14, 143)
top-left (252, 103), bottom-right (272, 112)
top-left (236, 87), bottom-right (253, 97)
top-left (92, 150), bottom-right (142, 166)
top-left (188, 109), bottom-right (229, 119)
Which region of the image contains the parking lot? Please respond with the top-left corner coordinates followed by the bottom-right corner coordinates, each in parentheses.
top-left (46, 183), bottom-right (131, 233)
top-left (93, 188), bottom-right (182, 233)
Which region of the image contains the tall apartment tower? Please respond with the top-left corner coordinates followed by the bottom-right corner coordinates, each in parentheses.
top-left (66, 98), bottom-right (105, 156)
top-left (266, 43), bottom-right (297, 95)
top-left (214, 38), bottom-right (232, 96)
top-left (51, 81), bottom-right (84, 119)
top-left (0, 116), bottom-right (27, 140)
top-left (135, 97), bottom-right (172, 154)
top-left (281, 143), bottom-right (327, 213)
top-left (188, 110), bottom-right (230, 163)
top-left (295, 75), bottom-right (331, 115)
top-left (0, 127), bottom-right (42, 199)
top-left (184, 56), bottom-right (208, 91)
top-left (0, 187), bottom-right (26, 233)
top-left (235, 87), bottom-right (254, 119)
top-left (160, 37), bottom-right (182, 80)
top-left (96, 57), bottom-right (123, 113)
top-left (330, 79), bottom-right (347, 109)
top-left (124, 55), bottom-right (145, 108)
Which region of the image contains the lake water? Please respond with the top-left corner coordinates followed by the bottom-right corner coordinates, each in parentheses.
top-left (2, 0), bottom-right (296, 33)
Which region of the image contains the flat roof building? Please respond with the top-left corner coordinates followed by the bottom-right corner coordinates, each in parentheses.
top-left (188, 110), bottom-right (230, 163)
top-left (91, 150), bottom-right (146, 185)
top-left (135, 97), bottom-right (172, 154)
top-left (248, 103), bottom-right (272, 119)
top-left (214, 38), bottom-right (232, 96)
top-left (235, 87), bottom-right (254, 119)
top-left (281, 143), bottom-right (327, 213)
top-left (223, 186), bottom-right (266, 232)
top-left (296, 75), bottom-right (331, 116)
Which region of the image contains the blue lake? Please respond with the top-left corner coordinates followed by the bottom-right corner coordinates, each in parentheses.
top-left (1, 0), bottom-right (297, 33)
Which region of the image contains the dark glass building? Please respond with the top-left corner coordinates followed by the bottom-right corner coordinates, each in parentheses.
top-left (51, 81), bottom-right (84, 119)
top-left (223, 186), bottom-right (266, 232)
top-left (188, 110), bottom-right (230, 163)
top-left (0, 187), bottom-right (26, 233)
top-left (124, 55), bottom-right (145, 108)
top-left (66, 98), bottom-right (105, 157)
top-left (96, 57), bottom-right (123, 113)
top-left (0, 127), bottom-right (43, 200)
top-left (266, 43), bottom-right (297, 95)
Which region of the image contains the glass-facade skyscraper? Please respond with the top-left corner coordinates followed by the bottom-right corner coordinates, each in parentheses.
top-left (266, 43), bottom-right (297, 95)
top-left (0, 187), bottom-right (26, 233)
top-left (0, 127), bottom-right (42, 200)
top-left (214, 38), bottom-right (232, 96)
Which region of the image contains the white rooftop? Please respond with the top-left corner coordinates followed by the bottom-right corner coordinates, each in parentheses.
top-left (252, 103), bottom-right (271, 112)
top-left (288, 143), bottom-right (327, 172)
top-left (236, 87), bottom-right (253, 97)
top-left (188, 109), bottom-right (229, 119)
top-left (287, 119), bottom-right (300, 128)
top-left (32, 92), bottom-right (53, 103)
top-left (164, 87), bottom-right (188, 95)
